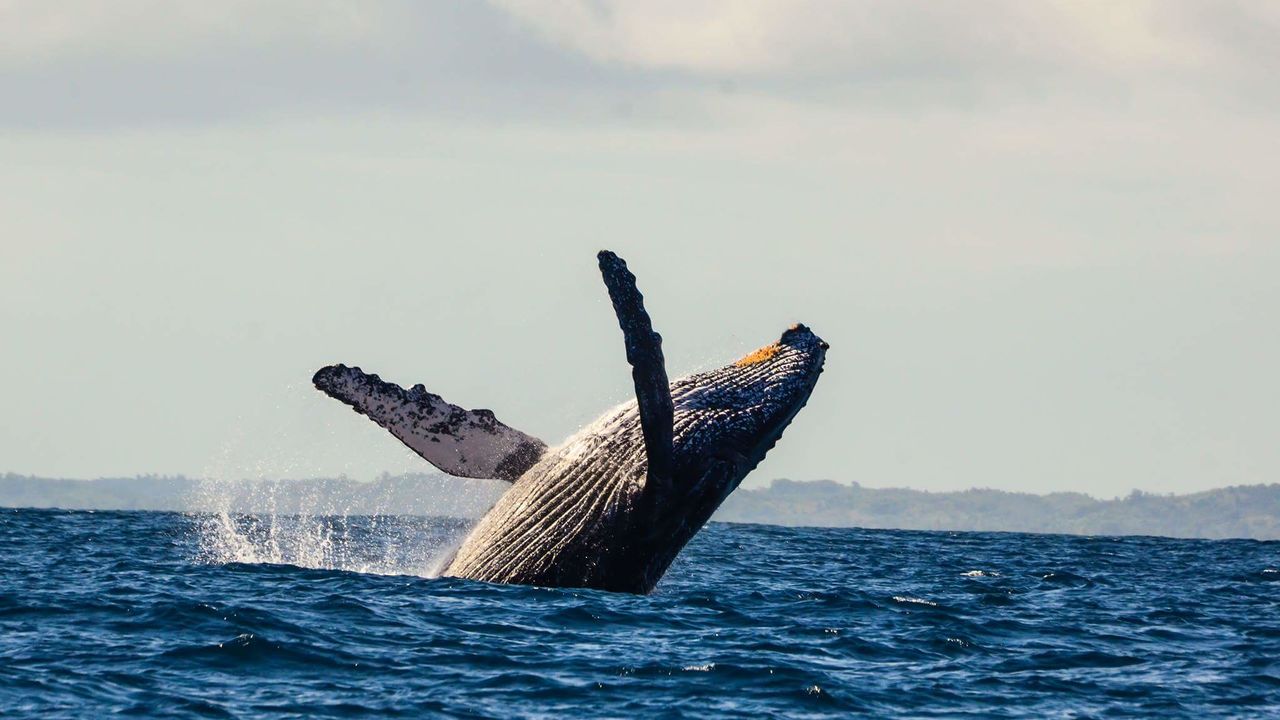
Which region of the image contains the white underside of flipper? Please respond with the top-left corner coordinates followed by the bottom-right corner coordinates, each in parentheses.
top-left (313, 364), bottom-right (546, 482)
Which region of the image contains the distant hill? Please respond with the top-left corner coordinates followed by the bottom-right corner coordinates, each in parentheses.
top-left (3, 473), bottom-right (1278, 540)
top-left (716, 479), bottom-right (1280, 540)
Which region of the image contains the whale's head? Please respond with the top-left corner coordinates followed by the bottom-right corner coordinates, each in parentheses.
top-left (668, 323), bottom-right (828, 506)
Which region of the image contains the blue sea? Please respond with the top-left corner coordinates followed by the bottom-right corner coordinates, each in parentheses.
top-left (2, 508), bottom-right (1277, 718)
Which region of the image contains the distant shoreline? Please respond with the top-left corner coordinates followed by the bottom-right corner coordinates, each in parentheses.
top-left (719, 479), bottom-right (1280, 541)
top-left (3, 473), bottom-right (1278, 541)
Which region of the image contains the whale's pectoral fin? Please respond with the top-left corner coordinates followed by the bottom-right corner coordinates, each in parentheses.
top-left (598, 250), bottom-right (674, 492)
top-left (313, 364), bottom-right (547, 482)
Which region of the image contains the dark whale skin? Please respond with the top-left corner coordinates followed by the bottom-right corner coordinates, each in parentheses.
top-left (444, 324), bottom-right (827, 594)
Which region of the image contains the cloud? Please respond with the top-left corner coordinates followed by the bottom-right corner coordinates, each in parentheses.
top-left (0, 2), bottom-right (641, 129)
top-left (0, 1), bottom-right (394, 66)
top-left (493, 1), bottom-right (1280, 113)
top-left (492, 2), bottom-right (1191, 76)
top-left (1, 0), bottom-right (1277, 131)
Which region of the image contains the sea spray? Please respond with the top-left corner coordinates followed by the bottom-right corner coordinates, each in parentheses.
top-left (182, 381), bottom-right (492, 575)
top-left (189, 475), bottom-right (498, 577)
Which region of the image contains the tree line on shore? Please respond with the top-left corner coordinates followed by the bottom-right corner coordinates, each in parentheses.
top-left (717, 479), bottom-right (1280, 540)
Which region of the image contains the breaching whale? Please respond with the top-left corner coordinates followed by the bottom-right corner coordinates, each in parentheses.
top-left (313, 251), bottom-right (826, 593)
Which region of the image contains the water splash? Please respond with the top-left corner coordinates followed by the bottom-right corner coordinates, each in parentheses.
top-left (188, 380), bottom-right (507, 576)
top-left (193, 509), bottom-right (471, 577)
top-left (189, 476), bottom-right (502, 577)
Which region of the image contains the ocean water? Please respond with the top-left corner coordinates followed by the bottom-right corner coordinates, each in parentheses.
top-left (1, 508), bottom-right (1277, 718)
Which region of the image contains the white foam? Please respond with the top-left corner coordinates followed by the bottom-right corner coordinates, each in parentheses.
top-left (190, 478), bottom-right (477, 578)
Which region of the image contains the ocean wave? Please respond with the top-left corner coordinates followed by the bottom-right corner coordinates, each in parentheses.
top-left (1, 509), bottom-right (1277, 718)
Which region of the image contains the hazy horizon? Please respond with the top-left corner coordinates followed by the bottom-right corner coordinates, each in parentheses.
top-left (10, 469), bottom-right (1278, 500)
top-left (5, 472), bottom-right (1279, 541)
top-left (3, 2), bottom-right (1278, 498)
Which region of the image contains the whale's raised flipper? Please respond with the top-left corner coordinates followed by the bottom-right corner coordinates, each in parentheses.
top-left (312, 364), bottom-right (547, 482)
top-left (597, 250), bottom-right (674, 491)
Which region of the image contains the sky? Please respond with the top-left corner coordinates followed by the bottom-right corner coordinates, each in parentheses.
top-left (2, 1), bottom-right (1277, 497)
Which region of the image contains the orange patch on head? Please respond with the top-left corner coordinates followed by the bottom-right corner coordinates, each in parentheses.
top-left (735, 343), bottom-right (782, 367)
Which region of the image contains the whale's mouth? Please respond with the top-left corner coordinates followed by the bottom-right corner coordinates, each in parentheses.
top-left (665, 322), bottom-right (827, 494)
top-left (747, 328), bottom-right (826, 465)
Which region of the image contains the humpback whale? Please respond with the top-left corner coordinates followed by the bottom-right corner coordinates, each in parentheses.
top-left (313, 251), bottom-right (826, 593)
